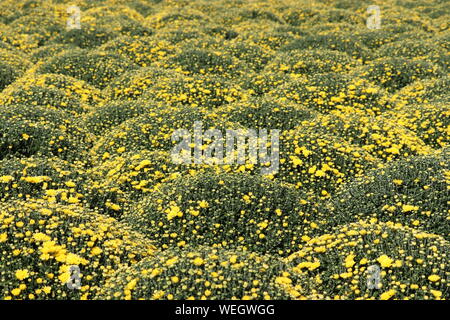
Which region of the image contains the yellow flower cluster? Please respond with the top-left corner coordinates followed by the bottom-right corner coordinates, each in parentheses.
top-left (0, 0), bottom-right (447, 300)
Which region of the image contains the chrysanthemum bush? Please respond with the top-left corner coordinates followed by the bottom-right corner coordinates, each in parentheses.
top-left (286, 220), bottom-right (449, 300)
top-left (143, 73), bottom-right (250, 109)
top-left (102, 66), bottom-right (179, 101)
top-left (7, 7), bottom-right (64, 46)
top-left (29, 44), bottom-right (76, 64)
top-left (124, 172), bottom-right (318, 255)
top-left (0, 61), bottom-right (19, 91)
top-left (268, 73), bottom-right (388, 114)
top-left (325, 150), bottom-right (450, 239)
top-left (83, 100), bottom-right (154, 136)
top-left (0, 0), bottom-right (448, 300)
top-left (236, 70), bottom-right (289, 97)
top-left (264, 49), bottom-right (360, 76)
top-left (297, 110), bottom-right (434, 161)
top-left (0, 73), bottom-right (104, 116)
top-left (274, 128), bottom-right (380, 197)
top-left (0, 155), bottom-right (88, 203)
top-left (280, 32), bottom-right (370, 60)
top-left (354, 57), bottom-right (444, 92)
top-left (215, 96), bottom-right (316, 131)
top-left (37, 49), bottom-right (138, 89)
top-left (167, 47), bottom-right (247, 79)
top-left (390, 76), bottom-right (450, 105)
top-left (52, 3), bottom-right (150, 48)
top-left (0, 47), bottom-right (31, 72)
top-left (95, 246), bottom-right (297, 300)
top-left (89, 106), bottom-right (240, 163)
top-left (386, 101), bottom-right (449, 149)
top-left (375, 39), bottom-right (449, 69)
top-left (0, 199), bottom-right (156, 300)
top-left (0, 104), bottom-right (92, 161)
top-left (99, 36), bottom-right (174, 67)
top-left (223, 40), bottom-right (273, 72)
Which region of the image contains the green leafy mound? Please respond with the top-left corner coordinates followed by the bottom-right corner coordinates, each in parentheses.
top-left (298, 111), bottom-right (433, 161)
top-left (327, 150), bottom-right (450, 239)
top-left (376, 39), bottom-right (448, 69)
top-left (95, 246), bottom-right (295, 300)
top-left (223, 40), bottom-right (272, 71)
top-left (84, 150), bottom-right (200, 217)
top-left (0, 199), bottom-right (156, 300)
top-left (52, 27), bottom-right (115, 49)
top-left (125, 172), bottom-right (315, 255)
top-left (0, 62), bottom-right (19, 91)
top-left (37, 50), bottom-right (138, 89)
top-left (6, 10), bottom-right (63, 46)
top-left (99, 36), bottom-right (174, 67)
top-left (0, 155), bottom-right (88, 203)
top-left (286, 220), bottom-right (450, 300)
top-left (29, 44), bottom-right (77, 63)
top-left (386, 101), bottom-right (450, 148)
top-left (281, 33), bottom-right (370, 60)
top-left (90, 106), bottom-right (239, 163)
top-left (269, 73), bottom-right (388, 114)
top-left (355, 57), bottom-right (444, 92)
top-left (144, 73), bottom-right (250, 108)
top-left (216, 96), bottom-right (316, 130)
top-left (276, 128), bottom-right (380, 197)
top-left (352, 25), bottom-right (424, 49)
top-left (102, 66), bottom-right (180, 101)
top-left (237, 70), bottom-right (289, 96)
top-left (0, 73), bottom-right (104, 115)
top-left (84, 100), bottom-right (154, 136)
top-left (265, 49), bottom-right (359, 75)
top-left (390, 76), bottom-right (450, 105)
top-left (0, 104), bottom-right (92, 161)
top-left (167, 47), bottom-right (247, 78)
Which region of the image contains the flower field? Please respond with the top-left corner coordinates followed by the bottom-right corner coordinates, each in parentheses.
top-left (0, 0), bottom-right (448, 300)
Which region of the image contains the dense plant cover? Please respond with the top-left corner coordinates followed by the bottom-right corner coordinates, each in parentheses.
top-left (0, 0), bottom-right (448, 300)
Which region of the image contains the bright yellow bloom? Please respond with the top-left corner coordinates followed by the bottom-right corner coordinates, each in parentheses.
top-left (15, 269), bottom-right (30, 281)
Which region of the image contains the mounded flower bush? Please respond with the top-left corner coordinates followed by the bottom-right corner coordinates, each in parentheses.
top-left (297, 110), bottom-right (434, 161)
top-left (124, 172), bottom-right (316, 255)
top-left (84, 150), bottom-right (201, 217)
top-left (95, 246), bottom-right (297, 300)
top-left (0, 155), bottom-right (88, 204)
top-left (0, 61), bottom-right (19, 91)
top-left (99, 36), bottom-right (174, 67)
top-left (286, 220), bottom-right (449, 300)
top-left (143, 73), bottom-right (250, 108)
top-left (268, 73), bottom-right (388, 114)
top-left (327, 150), bottom-right (450, 239)
top-left (37, 49), bottom-right (138, 89)
top-left (90, 106), bottom-right (240, 163)
top-left (102, 66), bottom-right (180, 101)
top-left (354, 57), bottom-right (444, 92)
top-left (0, 73), bottom-right (104, 115)
top-left (280, 33), bottom-right (370, 60)
top-left (167, 47), bottom-right (246, 78)
top-left (215, 96), bottom-right (316, 130)
top-left (83, 100), bottom-right (154, 136)
top-left (276, 128), bottom-right (380, 197)
top-left (0, 0), bottom-right (447, 301)
top-left (0, 104), bottom-right (92, 161)
top-left (0, 199), bottom-right (156, 300)
top-left (264, 49), bottom-right (359, 76)
top-left (386, 101), bottom-right (449, 148)
top-left (375, 39), bottom-right (448, 69)
top-left (390, 76), bottom-right (450, 105)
